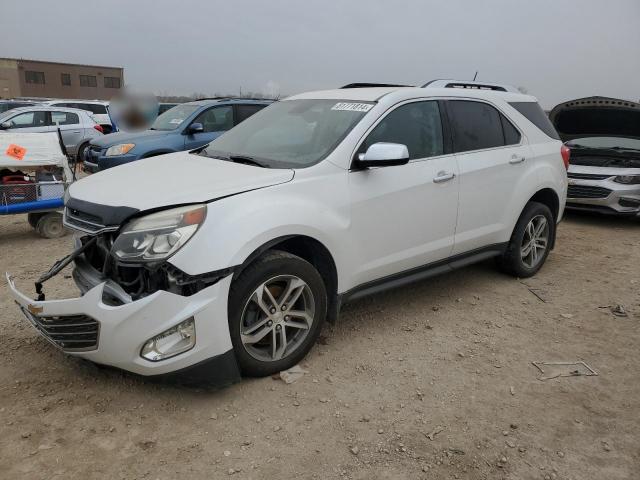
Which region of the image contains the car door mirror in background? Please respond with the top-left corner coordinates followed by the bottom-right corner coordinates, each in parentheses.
top-left (0, 121), bottom-right (11, 130)
top-left (356, 142), bottom-right (410, 168)
top-left (187, 123), bottom-right (204, 134)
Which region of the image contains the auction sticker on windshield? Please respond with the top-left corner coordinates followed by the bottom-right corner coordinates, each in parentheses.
top-left (331, 102), bottom-right (374, 112)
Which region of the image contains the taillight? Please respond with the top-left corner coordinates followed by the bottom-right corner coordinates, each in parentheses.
top-left (94, 124), bottom-right (104, 134)
top-left (560, 145), bottom-right (570, 169)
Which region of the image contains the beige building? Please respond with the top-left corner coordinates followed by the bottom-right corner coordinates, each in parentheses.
top-left (0, 58), bottom-right (124, 100)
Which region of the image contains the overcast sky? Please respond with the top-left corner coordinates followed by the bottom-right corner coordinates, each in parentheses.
top-left (1, 0), bottom-right (639, 108)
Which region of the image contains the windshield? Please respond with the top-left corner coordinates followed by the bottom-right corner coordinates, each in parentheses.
top-left (567, 136), bottom-right (640, 151)
top-left (151, 104), bottom-right (199, 131)
top-left (200, 99), bottom-right (372, 168)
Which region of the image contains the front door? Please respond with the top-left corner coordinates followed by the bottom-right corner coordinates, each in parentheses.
top-left (183, 105), bottom-right (234, 150)
top-left (2, 110), bottom-right (50, 133)
top-left (348, 100), bottom-right (459, 287)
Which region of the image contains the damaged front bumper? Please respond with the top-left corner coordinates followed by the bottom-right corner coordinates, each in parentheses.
top-left (6, 268), bottom-right (240, 385)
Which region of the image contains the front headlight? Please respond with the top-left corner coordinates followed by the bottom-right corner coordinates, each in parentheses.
top-left (141, 318), bottom-right (196, 361)
top-left (614, 175), bottom-right (640, 185)
top-left (105, 143), bottom-right (135, 156)
top-left (111, 204), bottom-right (206, 262)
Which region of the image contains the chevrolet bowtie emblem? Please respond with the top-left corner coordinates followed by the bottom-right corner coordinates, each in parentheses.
top-left (27, 304), bottom-right (43, 315)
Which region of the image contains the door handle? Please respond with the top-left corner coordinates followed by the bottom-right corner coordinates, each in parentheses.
top-left (433, 171), bottom-right (456, 183)
top-left (71, 130), bottom-right (81, 134)
top-left (509, 154), bottom-right (525, 164)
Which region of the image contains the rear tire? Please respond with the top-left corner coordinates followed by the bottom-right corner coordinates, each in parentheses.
top-left (36, 212), bottom-right (67, 239)
top-left (27, 212), bottom-right (45, 229)
top-left (496, 201), bottom-right (554, 278)
top-left (228, 250), bottom-right (327, 377)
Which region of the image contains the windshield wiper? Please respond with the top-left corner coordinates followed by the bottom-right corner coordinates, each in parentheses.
top-left (227, 155), bottom-right (269, 168)
top-left (198, 150), bottom-right (270, 167)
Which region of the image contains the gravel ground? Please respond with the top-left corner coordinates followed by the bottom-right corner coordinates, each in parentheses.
top-left (1, 212), bottom-right (639, 479)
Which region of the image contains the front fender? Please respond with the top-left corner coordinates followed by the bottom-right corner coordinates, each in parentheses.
top-left (168, 182), bottom-right (351, 288)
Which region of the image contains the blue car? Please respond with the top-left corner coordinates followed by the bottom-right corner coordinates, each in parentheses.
top-left (83, 98), bottom-right (272, 172)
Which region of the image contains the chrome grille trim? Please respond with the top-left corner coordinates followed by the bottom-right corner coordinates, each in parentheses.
top-left (63, 207), bottom-right (119, 234)
top-left (567, 172), bottom-right (613, 180)
top-left (19, 308), bottom-right (100, 352)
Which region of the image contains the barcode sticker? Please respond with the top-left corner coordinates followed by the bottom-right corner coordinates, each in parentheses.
top-left (331, 102), bottom-right (374, 112)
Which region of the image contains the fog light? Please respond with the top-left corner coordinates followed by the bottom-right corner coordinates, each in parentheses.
top-left (141, 318), bottom-right (196, 361)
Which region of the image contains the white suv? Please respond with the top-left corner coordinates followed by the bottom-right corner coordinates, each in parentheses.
top-left (7, 81), bottom-right (568, 386)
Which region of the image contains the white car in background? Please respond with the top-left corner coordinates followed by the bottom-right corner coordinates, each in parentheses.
top-left (0, 105), bottom-right (103, 159)
top-left (45, 100), bottom-right (115, 134)
top-left (7, 80), bottom-right (567, 386)
top-left (549, 96), bottom-right (640, 216)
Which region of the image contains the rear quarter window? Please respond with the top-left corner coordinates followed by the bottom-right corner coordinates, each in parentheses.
top-left (509, 101), bottom-right (560, 140)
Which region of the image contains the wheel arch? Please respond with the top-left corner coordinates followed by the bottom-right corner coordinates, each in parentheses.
top-left (234, 235), bottom-right (340, 323)
top-left (528, 188), bottom-right (560, 222)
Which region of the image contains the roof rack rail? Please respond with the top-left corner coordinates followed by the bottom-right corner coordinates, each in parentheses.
top-left (341, 83), bottom-right (412, 89)
top-left (194, 96), bottom-right (273, 102)
top-left (422, 79), bottom-right (518, 93)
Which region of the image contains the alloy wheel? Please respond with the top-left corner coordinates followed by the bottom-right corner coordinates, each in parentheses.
top-left (520, 214), bottom-right (549, 269)
top-left (240, 275), bottom-right (315, 362)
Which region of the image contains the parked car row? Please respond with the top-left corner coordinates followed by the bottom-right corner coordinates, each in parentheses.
top-left (0, 105), bottom-right (103, 159)
top-left (83, 98), bottom-right (271, 172)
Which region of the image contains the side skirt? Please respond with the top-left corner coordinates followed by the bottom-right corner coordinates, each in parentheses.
top-left (338, 243), bottom-right (507, 307)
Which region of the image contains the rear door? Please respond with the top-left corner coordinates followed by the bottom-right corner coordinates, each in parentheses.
top-left (51, 110), bottom-right (83, 153)
top-left (348, 99), bottom-right (459, 286)
top-left (184, 105), bottom-right (234, 150)
top-left (446, 99), bottom-right (530, 254)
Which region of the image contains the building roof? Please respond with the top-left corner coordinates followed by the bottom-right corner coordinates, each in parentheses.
top-left (0, 57), bottom-right (123, 71)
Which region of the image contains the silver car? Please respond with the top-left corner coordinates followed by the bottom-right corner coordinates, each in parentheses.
top-left (549, 96), bottom-right (640, 217)
top-left (0, 106), bottom-right (104, 159)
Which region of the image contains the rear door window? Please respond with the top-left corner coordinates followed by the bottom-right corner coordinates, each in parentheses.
top-left (235, 104), bottom-right (266, 125)
top-left (51, 111), bottom-right (80, 126)
top-left (193, 106), bottom-right (234, 133)
top-left (501, 115), bottom-right (521, 145)
top-left (359, 101), bottom-right (444, 160)
top-left (447, 100), bottom-right (506, 152)
top-left (509, 101), bottom-right (560, 140)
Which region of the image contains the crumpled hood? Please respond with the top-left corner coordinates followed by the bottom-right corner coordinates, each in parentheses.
top-left (549, 96), bottom-right (640, 142)
top-left (68, 151), bottom-right (294, 212)
top-left (90, 129), bottom-right (171, 147)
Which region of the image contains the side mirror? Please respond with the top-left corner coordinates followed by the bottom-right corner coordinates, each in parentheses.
top-left (0, 121), bottom-right (11, 130)
top-left (186, 122), bottom-right (204, 134)
top-left (356, 142), bottom-right (409, 168)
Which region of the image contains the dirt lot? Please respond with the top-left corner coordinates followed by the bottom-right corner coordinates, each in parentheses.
top-left (0, 212), bottom-right (638, 479)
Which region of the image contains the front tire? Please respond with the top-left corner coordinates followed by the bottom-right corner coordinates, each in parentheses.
top-left (496, 201), bottom-right (554, 278)
top-left (228, 250), bottom-right (327, 377)
top-left (76, 142), bottom-right (90, 163)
